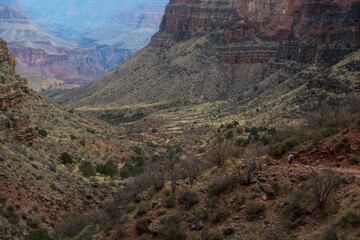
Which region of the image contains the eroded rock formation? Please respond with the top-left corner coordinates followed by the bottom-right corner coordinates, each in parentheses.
top-left (0, 39), bottom-right (37, 145)
top-left (151, 0), bottom-right (360, 64)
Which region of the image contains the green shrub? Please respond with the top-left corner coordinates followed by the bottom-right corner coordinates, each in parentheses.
top-left (261, 136), bottom-right (270, 145)
top-left (270, 137), bottom-right (302, 157)
top-left (322, 119), bottom-right (339, 137)
top-left (250, 127), bottom-right (258, 135)
top-left (96, 160), bottom-right (117, 177)
top-left (70, 135), bottom-right (77, 140)
top-left (164, 195), bottom-right (176, 209)
top-left (59, 152), bottom-right (73, 164)
top-left (349, 156), bottom-right (359, 165)
top-left (151, 128), bottom-right (157, 133)
top-left (339, 211), bottom-right (360, 228)
top-left (23, 88), bottom-right (30, 94)
top-left (271, 181), bottom-right (280, 194)
top-left (268, 127), bottom-right (277, 136)
top-left (225, 131), bottom-right (234, 139)
top-left (245, 201), bottom-right (266, 221)
top-left (335, 137), bottom-right (350, 153)
top-left (135, 202), bottom-right (149, 218)
top-left (195, 210), bottom-right (209, 222)
top-left (208, 197), bottom-right (220, 209)
top-left (198, 148), bottom-right (205, 154)
top-left (38, 129), bottom-right (48, 137)
top-left (79, 140), bottom-right (86, 147)
top-left (79, 162), bottom-right (96, 178)
top-left (236, 128), bottom-right (243, 134)
top-left (50, 183), bottom-right (56, 191)
top-left (24, 230), bottom-right (52, 240)
top-left (0, 206), bottom-right (19, 224)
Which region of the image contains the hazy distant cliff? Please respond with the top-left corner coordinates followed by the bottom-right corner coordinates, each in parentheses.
top-left (49, 0), bottom-right (360, 109)
top-left (0, 6), bottom-right (106, 84)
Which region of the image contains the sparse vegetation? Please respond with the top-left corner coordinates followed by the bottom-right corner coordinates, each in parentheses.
top-left (59, 152), bottom-right (73, 164)
top-left (178, 188), bottom-right (199, 209)
top-left (245, 201), bottom-right (266, 221)
top-left (96, 160), bottom-right (117, 178)
top-left (24, 230), bottom-right (52, 240)
top-left (37, 129), bottom-right (48, 137)
top-left (79, 161), bottom-right (96, 177)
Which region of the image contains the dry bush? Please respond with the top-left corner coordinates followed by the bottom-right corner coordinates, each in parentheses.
top-left (178, 188), bottom-right (199, 209)
top-left (208, 176), bottom-right (237, 196)
top-left (309, 170), bottom-right (340, 211)
top-left (180, 158), bottom-right (201, 185)
top-left (231, 158), bottom-right (258, 186)
top-left (207, 141), bottom-right (237, 168)
top-left (55, 214), bottom-right (89, 239)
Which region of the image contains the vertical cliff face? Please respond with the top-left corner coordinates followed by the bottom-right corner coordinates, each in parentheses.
top-left (0, 39), bottom-right (37, 145)
top-left (278, 1), bottom-right (360, 64)
top-left (152, 0), bottom-right (360, 64)
top-left (52, 0), bottom-right (360, 109)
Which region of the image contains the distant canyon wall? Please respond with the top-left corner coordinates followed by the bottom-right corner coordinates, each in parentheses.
top-left (152, 0), bottom-right (360, 64)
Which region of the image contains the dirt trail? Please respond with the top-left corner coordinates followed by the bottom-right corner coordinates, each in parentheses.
top-left (293, 164), bottom-right (360, 178)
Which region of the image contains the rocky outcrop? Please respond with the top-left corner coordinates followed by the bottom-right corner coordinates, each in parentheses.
top-left (8, 43), bottom-right (106, 85)
top-left (0, 38), bottom-right (37, 145)
top-left (152, 0), bottom-right (360, 64)
top-left (278, 1), bottom-right (360, 64)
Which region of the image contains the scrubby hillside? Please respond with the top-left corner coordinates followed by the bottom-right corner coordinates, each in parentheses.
top-left (49, 0), bottom-right (360, 120)
top-left (0, 38), bottom-right (171, 239)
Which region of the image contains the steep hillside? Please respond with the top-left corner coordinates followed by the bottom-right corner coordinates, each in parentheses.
top-left (0, 6), bottom-right (107, 84)
top-left (16, 69), bottom-right (64, 93)
top-left (0, 38), bottom-right (157, 239)
top-left (50, 0), bottom-right (360, 129)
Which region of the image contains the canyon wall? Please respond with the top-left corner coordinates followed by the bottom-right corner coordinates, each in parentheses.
top-left (0, 39), bottom-right (37, 145)
top-left (152, 0), bottom-right (360, 64)
top-left (0, 6), bottom-right (107, 84)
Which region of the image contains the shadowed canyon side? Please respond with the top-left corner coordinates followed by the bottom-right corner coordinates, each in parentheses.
top-left (0, 6), bottom-right (107, 84)
top-left (51, 0), bottom-right (360, 113)
top-left (0, 39), bottom-right (37, 145)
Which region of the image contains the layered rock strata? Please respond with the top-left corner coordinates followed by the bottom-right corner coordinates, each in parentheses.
top-left (0, 39), bottom-right (37, 145)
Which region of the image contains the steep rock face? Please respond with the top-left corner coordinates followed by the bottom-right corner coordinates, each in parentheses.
top-left (152, 0), bottom-right (359, 64)
top-left (53, 0), bottom-right (360, 109)
top-left (0, 38), bottom-right (37, 145)
top-left (0, 6), bottom-right (107, 84)
top-left (278, 1), bottom-right (360, 64)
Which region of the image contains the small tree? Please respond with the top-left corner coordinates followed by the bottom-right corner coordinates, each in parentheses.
top-left (231, 158), bottom-right (257, 186)
top-left (309, 170), bottom-right (340, 211)
top-left (79, 162), bottom-right (96, 178)
top-left (59, 152), bottom-right (73, 164)
top-left (24, 230), bottom-right (52, 240)
top-left (96, 160), bottom-right (118, 178)
top-left (207, 142), bottom-right (236, 168)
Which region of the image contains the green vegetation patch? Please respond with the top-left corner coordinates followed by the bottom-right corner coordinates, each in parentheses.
top-left (99, 112), bottom-right (146, 125)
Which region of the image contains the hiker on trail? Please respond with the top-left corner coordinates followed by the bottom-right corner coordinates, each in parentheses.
top-left (288, 153), bottom-right (294, 165)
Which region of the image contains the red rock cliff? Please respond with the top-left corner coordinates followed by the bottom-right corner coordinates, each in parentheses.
top-left (0, 39), bottom-right (37, 146)
top-left (151, 0), bottom-right (359, 64)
